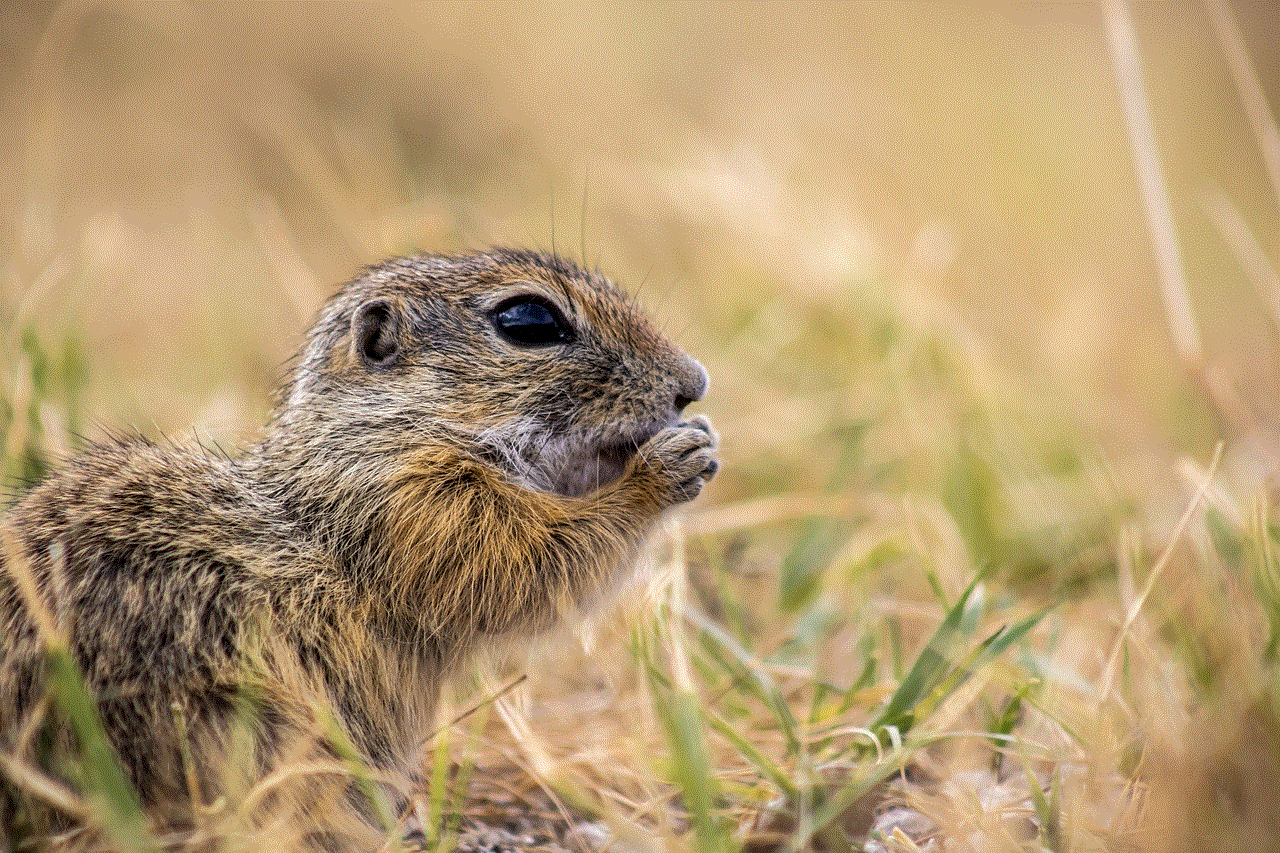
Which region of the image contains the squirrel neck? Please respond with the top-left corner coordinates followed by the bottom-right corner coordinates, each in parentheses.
top-left (239, 422), bottom-right (472, 766)
top-left (246, 414), bottom-right (486, 646)
top-left (243, 400), bottom-right (661, 682)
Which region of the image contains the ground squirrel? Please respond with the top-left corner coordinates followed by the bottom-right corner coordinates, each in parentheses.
top-left (0, 248), bottom-right (718, 849)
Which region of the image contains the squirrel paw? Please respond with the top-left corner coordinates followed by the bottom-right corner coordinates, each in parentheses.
top-left (634, 415), bottom-right (720, 506)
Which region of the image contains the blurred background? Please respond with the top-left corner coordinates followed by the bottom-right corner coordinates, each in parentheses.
top-left (3, 3), bottom-right (1280, 851)
top-left (2, 2), bottom-right (1278, 456)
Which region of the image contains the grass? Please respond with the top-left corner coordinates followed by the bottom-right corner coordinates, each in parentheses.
top-left (3, 2), bottom-right (1280, 851)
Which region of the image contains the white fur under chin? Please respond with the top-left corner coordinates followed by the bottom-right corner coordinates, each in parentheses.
top-left (548, 444), bottom-right (632, 497)
top-left (473, 418), bottom-right (638, 498)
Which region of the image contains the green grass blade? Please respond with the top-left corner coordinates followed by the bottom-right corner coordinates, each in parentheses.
top-left (870, 571), bottom-right (1047, 740)
top-left (646, 669), bottom-right (732, 853)
top-left (703, 709), bottom-right (798, 799)
top-left (870, 575), bottom-right (986, 732)
top-left (43, 647), bottom-right (156, 852)
top-left (688, 610), bottom-right (803, 757)
top-left (780, 747), bottom-right (911, 853)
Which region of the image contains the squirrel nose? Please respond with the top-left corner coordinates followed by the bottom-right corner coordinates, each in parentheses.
top-left (674, 359), bottom-right (709, 413)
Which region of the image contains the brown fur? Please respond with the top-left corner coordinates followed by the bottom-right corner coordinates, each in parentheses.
top-left (0, 249), bottom-right (718, 850)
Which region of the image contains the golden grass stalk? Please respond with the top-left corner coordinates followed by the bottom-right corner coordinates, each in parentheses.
top-left (1101, 0), bottom-right (1200, 367)
top-left (0, 751), bottom-right (89, 825)
top-left (0, 530), bottom-right (158, 851)
top-left (1207, 0), bottom-right (1280, 203)
top-left (1202, 189), bottom-right (1280, 338)
top-left (1103, 0), bottom-right (1252, 436)
top-left (1096, 442), bottom-right (1222, 705)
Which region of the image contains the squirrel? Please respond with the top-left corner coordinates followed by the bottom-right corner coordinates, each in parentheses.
top-left (0, 248), bottom-right (718, 850)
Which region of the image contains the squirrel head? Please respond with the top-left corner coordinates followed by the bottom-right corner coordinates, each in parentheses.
top-left (273, 249), bottom-right (707, 497)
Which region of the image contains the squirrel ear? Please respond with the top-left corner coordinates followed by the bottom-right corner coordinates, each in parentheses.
top-left (352, 299), bottom-right (400, 367)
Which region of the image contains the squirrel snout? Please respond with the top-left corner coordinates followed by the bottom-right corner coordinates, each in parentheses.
top-left (674, 359), bottom-right (710, 413)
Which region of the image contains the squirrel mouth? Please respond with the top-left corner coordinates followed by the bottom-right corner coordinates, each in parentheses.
top-left (554, 438), bottom-right (641, 498)
top-left (550, 427), bottom-right (661, 498)
top-left (496, 418), bottom-right (670, 498)
top-left (479, 422), bottom-right (660, 498)
top-left (597, 438), bottom-right (642, 470)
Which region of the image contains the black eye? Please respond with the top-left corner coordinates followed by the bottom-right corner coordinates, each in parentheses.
top-left (491, 297), bottom-right (574, 347)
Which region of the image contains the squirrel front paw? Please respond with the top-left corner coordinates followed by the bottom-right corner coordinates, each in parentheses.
top-left (632, 415), bottom-right (719, 507)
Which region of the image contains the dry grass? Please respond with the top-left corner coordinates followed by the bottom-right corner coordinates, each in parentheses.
top-left (3, 2), bottom-right (1280, 852)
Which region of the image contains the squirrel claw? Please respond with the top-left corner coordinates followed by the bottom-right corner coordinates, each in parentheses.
top-left (635, 416), bottom-right (720, 506)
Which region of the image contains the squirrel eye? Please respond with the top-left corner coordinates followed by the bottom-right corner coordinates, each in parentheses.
top-left (491, 296), bottom-right (573, 347)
